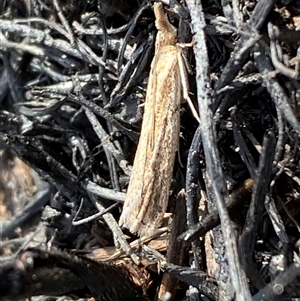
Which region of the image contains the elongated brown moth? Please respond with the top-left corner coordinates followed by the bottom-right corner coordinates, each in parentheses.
top-left (119, 2), bottom-right (182, 237)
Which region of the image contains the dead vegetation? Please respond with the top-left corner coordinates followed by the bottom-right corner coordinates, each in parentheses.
top-left (0, 0), bottom-right (300, 301)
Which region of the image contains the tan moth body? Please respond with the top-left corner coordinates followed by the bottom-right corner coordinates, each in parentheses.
top-left (119, 3), bottom-right (181, 236)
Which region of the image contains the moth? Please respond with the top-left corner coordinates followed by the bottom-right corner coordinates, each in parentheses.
top-left (119, 3), bottom-right (183, 237)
